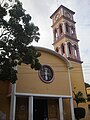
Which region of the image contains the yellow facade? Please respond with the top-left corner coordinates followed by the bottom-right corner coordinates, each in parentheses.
top-left (15, 48), bottom-right (74, 120)
top-left (16, 49), bottom-right (70, 96)
top-left (13, 48), bottom-right (73, 120)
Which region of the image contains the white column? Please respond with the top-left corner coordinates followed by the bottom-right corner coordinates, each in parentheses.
top-left (59, 97), bottom-right (64, 120)
top-left (29, 96), bottom-right (33, 120)
top-left (61, 7), bottom-right (64, 16)
top-left (70, 98), bottom-right (75, 120)
top-left (68, 67), bottom-right (75, 120)
top-left (59, 46), bottom-right (62, 55)
top-left (62, 22), bottom-right (66, 34)
top-left (65, 42), bottom-right (69, 57)
top-left (10, 84), bottom-right (16, 120)
top-left (77, 47), bottom-right (81, 60)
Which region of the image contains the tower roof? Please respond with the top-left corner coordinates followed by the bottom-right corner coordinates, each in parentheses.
top-left (50, 5), bottom-right (75, 19)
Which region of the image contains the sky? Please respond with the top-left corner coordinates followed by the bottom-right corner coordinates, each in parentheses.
top-left (20, 0), bottom-right (90, 84)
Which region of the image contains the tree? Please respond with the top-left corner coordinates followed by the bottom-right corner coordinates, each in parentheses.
top-left (73, 91), bottom-right (86, 120)
top-left (0, 0), bottom-right (41, 84)
top-left (73, 91), bottom-right (86, 107)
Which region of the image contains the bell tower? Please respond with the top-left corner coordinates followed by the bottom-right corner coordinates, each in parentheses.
top-left (50, 5), bottom-right (89, 119)
top-left (50, 5), bottom-right (82, 63)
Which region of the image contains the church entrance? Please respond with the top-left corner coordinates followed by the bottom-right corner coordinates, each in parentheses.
top-left (33, 99), bottom-right (48, 120)
top-left (15, 96), bottom-right (59, 120)
top-left (33, 98), bottom-right (59, 120)
top-left (14, 96), bottom-right (74, 120)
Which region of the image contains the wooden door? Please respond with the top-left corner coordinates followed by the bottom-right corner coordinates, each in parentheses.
top-left (33, 99), bottom-right (48, 120)
top-left (15, 97), bottom-right (28, 120)
top-left (48, 99), bottom-right (59, 120)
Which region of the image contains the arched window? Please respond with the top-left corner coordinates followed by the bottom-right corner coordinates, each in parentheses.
top-left (61, 43), bottom-right (65, 54)
top-left (65, 23), bottom-right (69, 33)
top-left (71, 26), bottom-right (75, 34)
top-left (55, 47), bottom-right (59, 52)
top-left (59, 24), bottom-right (63, 34)
top-left (74, 45), bottom-right (78, 58)
top-left (68, 42), bottom-right (72, 54)
top-left (54, 28), bottom-right (58, 40)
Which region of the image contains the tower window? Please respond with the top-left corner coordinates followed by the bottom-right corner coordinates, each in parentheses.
top-left (59, 24), bottom-right (63, 34)
top-left (65, 23), bottom-right (69, 33)
top-left (55, 47), bottom-right (59, 52)
top-left (74, 45), bottom-right (78, 57)
top-left (71, 26), bottom-right (75, 34)
top-left (68, 42), bottom-right (72, 54)
top-left (54, 28), bottom-right (58, 40)
top-left (61, 43), bottom-right (65, 54)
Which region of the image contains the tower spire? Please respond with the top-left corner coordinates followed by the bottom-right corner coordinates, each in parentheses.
top-left (57, 0), bottom-right (59, 7)
top-left (57, 0), bottom-right (58, 7)
top-left (57, 0), bottom-right (61, 7)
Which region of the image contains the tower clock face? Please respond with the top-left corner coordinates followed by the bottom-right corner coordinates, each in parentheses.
top-left (38, 65), bottom-right (54, 83)
top-left (55, 14), bottom-right (59, 21)
top-left (65, 12), bottom-right (71, 19)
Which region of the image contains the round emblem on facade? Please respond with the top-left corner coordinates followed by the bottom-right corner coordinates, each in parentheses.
top-left (55, 13), bottom-right (59, 21)
top-left (38, 65), bottom-right (54, 83)
top-left (65, 12), bottom-right (71, 19)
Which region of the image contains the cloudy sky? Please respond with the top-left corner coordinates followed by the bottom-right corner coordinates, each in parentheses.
top-left (20, 0), bottom-right (90, 84)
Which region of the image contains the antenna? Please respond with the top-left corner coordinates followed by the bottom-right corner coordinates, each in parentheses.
top-left (57, 0), bottom-right (61, 7)
top-left (57, 0), bottom-right (59, 7)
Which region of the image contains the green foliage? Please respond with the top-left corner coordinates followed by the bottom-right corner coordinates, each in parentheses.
top-left (0, 0), bottom-right (41, 83)
top-left (73, 91), bottom-right (86, 107)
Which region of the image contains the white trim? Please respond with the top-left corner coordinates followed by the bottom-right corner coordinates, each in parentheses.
top-left (62, 21), bottom-right (66, 34)
top-left (68, 67), bottom-right (73, 97)
top-left (15, 92), bottom-right (72, 98)
top-left (65, 41), bottom-right (69, 57)
top-left (14, 93), bottom-right (75, 120)
top-left (68, 66), bottom-right (75, 120)
top-left (70, 98), bottom-right (75, 120)
top-left (59, 97), bottom-right (64, 120)
top-left (35, 46), bottom-right (70, 67)
top-left (10, 94), bottom-right (16, 120)
top-left (13, 95), bottom-right (16, 120)
top-left (61, 7), bottom-right (64, 15)
top-left (10, 84), bottom-right (16, 120)
top-left (29, 96), bottom-right (33, 120)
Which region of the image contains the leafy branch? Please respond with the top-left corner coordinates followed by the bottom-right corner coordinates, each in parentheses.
top-left (0, 0), bottom-right (41, 83)
top-left (73, 91), bottom-right (86, 107)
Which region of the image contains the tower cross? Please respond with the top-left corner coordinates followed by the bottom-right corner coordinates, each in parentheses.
top-left (57, 0), bottom-right (61, 7)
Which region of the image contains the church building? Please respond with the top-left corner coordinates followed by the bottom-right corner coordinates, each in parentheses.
top-left (0, 5), bottom-right (90, 120)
